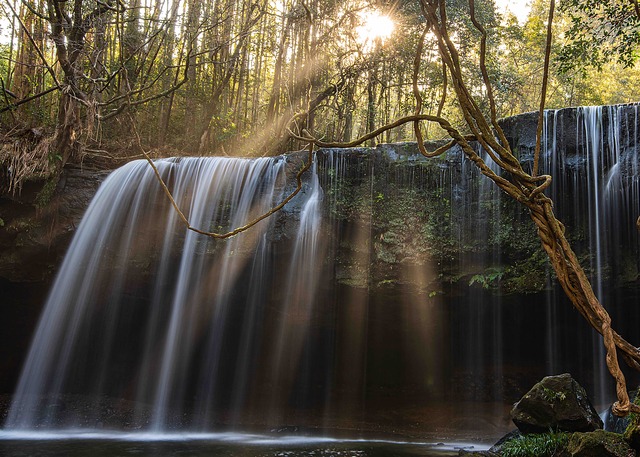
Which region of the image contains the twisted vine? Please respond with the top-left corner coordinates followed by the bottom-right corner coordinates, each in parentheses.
top-left (418, 0), bottom-right (640, 416)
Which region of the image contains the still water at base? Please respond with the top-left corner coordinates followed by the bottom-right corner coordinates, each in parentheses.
top-left (0, 431), bottom-right (484, 456)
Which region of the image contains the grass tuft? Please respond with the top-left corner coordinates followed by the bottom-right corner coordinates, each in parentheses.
top-left (500, 431), bottom-right (568, 457)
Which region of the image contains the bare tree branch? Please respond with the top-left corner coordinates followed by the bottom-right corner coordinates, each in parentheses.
top-left (0, 85), bottom-right (58, 114)
top-left (19, 0), bottom-right (51, 21)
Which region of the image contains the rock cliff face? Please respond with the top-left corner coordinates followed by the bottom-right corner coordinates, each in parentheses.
top-left (0, 166), bottom-right (109, 392)
top-left (0, 167), bottom-right (109, 283)
top-left (3, 104), bottom-right (639, 288)
top-left (0, 142), bottom-right (532, 289)
top-left (1, 103), bottom-right (639, 404)
top-left (313, 143), bottom-right (542, 294)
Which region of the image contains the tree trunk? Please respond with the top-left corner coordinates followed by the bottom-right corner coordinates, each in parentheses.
top-left (12, 2), bottom-right (39, 122)
top-left (183, 0), bottom-right (202, 149)
top-left (54, 92), bottom-right (81, 166)
top-left (122, 0), bottom-right (142, 92)
top-left (266, 9), bottom-right (291, 125)
top-left (159, 0), bottom-right (179, 146)
top-left (197, 2), bottom-right (262, 154)
top-left (366, 70), bottom-right (376, 146)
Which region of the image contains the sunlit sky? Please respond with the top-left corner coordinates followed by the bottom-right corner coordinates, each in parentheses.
top-left (356, 11), bottom-right (395, 49)
top-left (494, 0), bottom-right (532, 23)
top-left (0, 0), bottom-right (533, 47)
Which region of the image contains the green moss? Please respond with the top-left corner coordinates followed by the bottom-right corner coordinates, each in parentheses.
top-left (500, 431), bottom-right (568, 457)
top-left (320, 150), bottom-right (592, 295)
top-left (540, 385), bottom-right (567, 403)
top-left (35, 177), bottom-right (58, 209)
top-left (568, 430), bottom-right (634, 456)
top-left (623, 389), bottom-right (640, 447)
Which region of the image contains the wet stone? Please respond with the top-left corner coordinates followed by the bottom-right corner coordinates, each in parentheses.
top-left (510, 373), bottom-right (603, 434)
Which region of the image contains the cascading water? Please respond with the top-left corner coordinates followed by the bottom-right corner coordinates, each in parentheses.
top-left (540, 104), bottom-right (640, 407)
top-left (5, 151), bottom-right (447, 435)
top-left (2, 103), bottom-right (640, 445)
top-left (264, 160), bottom-right (324, 425)
top-left (5, 156), bottom-right (311, 430)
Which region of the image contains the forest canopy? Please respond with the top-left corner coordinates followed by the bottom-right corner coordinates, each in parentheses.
top-left (0, 0), bottom-right (640, 179)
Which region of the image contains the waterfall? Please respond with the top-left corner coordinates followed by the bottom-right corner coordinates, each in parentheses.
top-left (541, 104), bottom-right (640, 406)
top-left (3, 104), bottom-right (640, 436)
top-left (6, 156), bottom-right (310, 430)
top-left (5, 150), bottom-right (450, 434)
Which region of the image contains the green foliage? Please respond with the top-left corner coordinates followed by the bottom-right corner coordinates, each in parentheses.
top-left (623, 389), bottom-right (640, 440)
top-left (541, 386), bottom-right (567, 403)
top-left (48, 152), bottom-right (62, 166)
top-left (500, 431), bottom-right (569, 457)
top-left (0, 217), bottom-right (4, 227)
top-left (4, 0), bottom-right (640, 155)
top-left (503, 250), bottom-right (550, 294)
top-left (0, 44), bottom-right (12, 90)
top-left (491, 0), bottom-right (640, 112)
top-left (35, 177), bottom-right (58, 209)
top-left (557, 0), bottom-right (640, 73)
top-left (469, 268), bottom-right (504, 289)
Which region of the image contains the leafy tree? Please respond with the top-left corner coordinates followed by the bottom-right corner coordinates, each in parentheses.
top-left (558, 0), bottom-right (640, 72)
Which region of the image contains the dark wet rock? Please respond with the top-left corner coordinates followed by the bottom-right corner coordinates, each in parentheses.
top-left (604, 404), bottom-right (633, 434)
top-left (0, 166), bottom-right (109, 283)
top-left (564, 430), bottom-right (635, 457)
top-left (498, 110), bottom-right (539, 161)
top-left (511, 373), bottom-right (603, 433)
top-left (270, 425), bottom-right (301, 433)
top-left (488, 429), bottom-right (522, 454)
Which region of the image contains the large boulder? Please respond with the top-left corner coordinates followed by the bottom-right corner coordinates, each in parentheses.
top-left (511, 373), bottom-right (603, 433)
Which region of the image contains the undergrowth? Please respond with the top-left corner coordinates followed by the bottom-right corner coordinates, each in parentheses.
top-left (500, 431), bottom-right (568, 457)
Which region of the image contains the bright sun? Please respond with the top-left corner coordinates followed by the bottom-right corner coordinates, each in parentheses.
top-left (355, 11), bottom-right (395, 48)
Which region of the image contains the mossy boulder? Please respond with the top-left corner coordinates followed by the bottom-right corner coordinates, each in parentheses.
top-left (481, 430), bottom-right (634, 457)
top-left (626, 423), bottom-right (640, 452)
top-left (478, 375), bottom-right (637, 456)
top-left (511, 373), bottom-right (603, 433)
top-left (564, 430), bottom-right (635, 457)
top-left (623, 391), bottom-right (640, 451)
